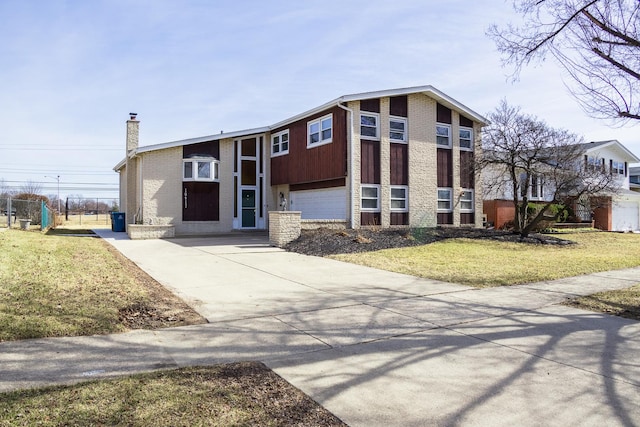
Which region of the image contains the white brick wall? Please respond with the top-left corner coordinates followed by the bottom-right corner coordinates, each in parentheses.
top-left (268, 211), bottom-right (301, 246)
top-left (407, 93), bottom-right (438, 228)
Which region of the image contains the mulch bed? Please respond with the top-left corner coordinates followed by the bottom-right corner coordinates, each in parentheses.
top-left (285, 227), bottom-right (575, 256)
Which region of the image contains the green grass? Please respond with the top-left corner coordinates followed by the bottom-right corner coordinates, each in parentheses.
top-left (564, 284), bottom-right (640, 321)
top-left (0, 229), bottom-right (154, 341)
top-left (332, 232), bottom-right (640, 288)
top-left (0, 363), bottom-right (345, 427)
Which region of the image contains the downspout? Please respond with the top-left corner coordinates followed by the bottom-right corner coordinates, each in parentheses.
top-left (337, 102), bottom-right (355, 229)
top-left (138, 155), bottom-right (143, 224)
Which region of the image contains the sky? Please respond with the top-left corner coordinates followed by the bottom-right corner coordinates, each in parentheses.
top-left (1, 0), bottom-right (638, 201)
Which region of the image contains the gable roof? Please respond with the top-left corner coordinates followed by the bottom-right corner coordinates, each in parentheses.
top-left (269, 85), bottom-right (489, 130)
top-left (114, 85), bottom-right (488, 171)
top-left (581, 140), bottom-right (640, 163)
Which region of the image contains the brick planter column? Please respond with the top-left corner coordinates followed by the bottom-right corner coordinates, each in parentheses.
top-left (269, 211), bottom-right (301, 247)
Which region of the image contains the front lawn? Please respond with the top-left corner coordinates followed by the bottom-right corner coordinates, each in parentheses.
top-left (331, 232), bottom-right (640, 288)
top-left (0, 229), bottom-right (204, 342)
top-left (0, 363), bottom-right (346, 427)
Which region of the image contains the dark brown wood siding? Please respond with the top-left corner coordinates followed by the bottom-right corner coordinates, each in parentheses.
top-left (183, 140), bottom-right (219, 159)
top-left (390, 95), bottom-right (408, 117)
top-left (361, 140), bottom-right (380, 184)
top-left (390, 143), bottom-right (408, 185)
top-left (437, 103), bottom-right (452, 124)
top-left (271, 106), bottom-right (347, 186)
top-left (437, 212), bottom-right (453, 225)
top-left (182, 181), bottom-right (219, 221)
top-left (460, 151), bottom-right (474, 189)
top-left (360, 98), bottom-right (380, 113)
top-left (461, 213), bottom-right (475, 225)
top-left (437, 148), bottom-right (453, 187)
top-left (459, 115), bottom-right (473, 128)
top-left (290, 178), bottom-right (345, 192)
top-left (390, 212), bottom-right (409, 226)
top-left (361, 212), bottom-right (381, 226)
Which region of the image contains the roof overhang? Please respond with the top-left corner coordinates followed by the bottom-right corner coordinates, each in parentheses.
top-left (113, 85), bottom-right (489, 171)
top-left (584, 140), bottom-right (640, 163)
top-left (270, 85), bottom-right (489, 130)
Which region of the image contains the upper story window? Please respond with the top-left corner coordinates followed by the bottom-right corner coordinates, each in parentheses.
top-left (361, 185), bottom-right (381, 212)
top-left (271, 130), bottom-right (289, 157)
top-left (459, 127), bottom-right (473, 151)
top-left (390, 117), bottom-right (407, 143)
top-left (183, 157), bottom-right (219, 182)
top-left (360, 113), bottom-right (379, 140)
top-left (308, 114), bottom-right (333, 148)
top-left (436, 124), bottom-right (451, 148)
top-left (460, 190), bottom-right (474, 212)
top-left (530, 175), bottom-right (544, 200)
top-left (612, 160), bottom-right (625, 175)
top-left (587, 156), bottom-right (602, 170)
top-left (390, 186), bottom-right (408, 212)
top-left (437, 188), bottom-right (453, 212)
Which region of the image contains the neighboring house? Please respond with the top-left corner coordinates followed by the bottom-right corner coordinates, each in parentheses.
top-left (484, 140), bottom-right (640, 231)
top-left (631, 165), bottom-right (640, 193)
top-left (114, 85), bottom-right (487, 235)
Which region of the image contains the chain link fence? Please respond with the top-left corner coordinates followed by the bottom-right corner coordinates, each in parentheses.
top-left (0, 198), bottom-right (54, 229)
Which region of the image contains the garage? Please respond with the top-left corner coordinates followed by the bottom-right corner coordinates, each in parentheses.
top-left (289, 187), bottom-right (347, 220)
top-left (612, 200), bottom-right (640, 231)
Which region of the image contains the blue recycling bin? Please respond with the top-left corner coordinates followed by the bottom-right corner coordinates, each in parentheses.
top-left (111, 212), bottom-right (126, 232)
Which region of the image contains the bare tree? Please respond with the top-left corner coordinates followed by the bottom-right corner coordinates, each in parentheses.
top-left (479, 100), bottom-right (620, 237)
top-left (19, 180), bottom-right (43, 196)
top-left (488, 0), bottom-right (640, 123)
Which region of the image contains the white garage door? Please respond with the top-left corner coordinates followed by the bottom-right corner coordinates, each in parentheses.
top-left (612, 201), bottom-right (639, 231)
top-left (290, 187), bottom-right (347, 220)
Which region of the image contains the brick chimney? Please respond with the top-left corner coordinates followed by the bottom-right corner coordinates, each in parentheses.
top-left (126, 112), bottom-right (139, 155)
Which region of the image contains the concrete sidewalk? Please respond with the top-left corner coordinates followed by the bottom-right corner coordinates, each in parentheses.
top-left (1, 230), bottom-right (639, 426)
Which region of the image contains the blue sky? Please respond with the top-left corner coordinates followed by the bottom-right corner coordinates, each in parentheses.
top-left (1, 0), bottom-right (638, 200)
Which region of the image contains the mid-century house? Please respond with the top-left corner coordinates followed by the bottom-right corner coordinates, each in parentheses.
top-left (484, 139), bottom-right (640, 232)
top-left (114, 85), bottom-right (488, 237)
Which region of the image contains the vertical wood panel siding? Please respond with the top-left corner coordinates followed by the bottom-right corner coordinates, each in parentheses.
top-left (361, 140), bottom-right (381, 184)
top-left (437, 103), bottom-right (452, 124)
top-left (437, 148), bottom-right (453, 187)
top-left (182, 181), bottom-right (220, 221)
top-left (390, 143), bottom-right (408, 185)
top-left (390, 95), bottom-right (408, 117)
top-left (361, 212), bottom-right (381, 226)
top-left (270, 106), bottom-right (347, 185)
top-left (459, 115), bottom-right (473, 128)
top-left (460, 151), bottom-right (474, 188)
top-left (390, 212), bottom-right (409, 226)
top-left (437, 212), bottom-right (453, 225)
top-left (461, 213), bottom-right (475, 225)
top-left (183, 140), bottom-right (220, 159)
top-left (360, 98), bottom-right (380, 113)
top-left (289, 178), bottom-right (346, 192)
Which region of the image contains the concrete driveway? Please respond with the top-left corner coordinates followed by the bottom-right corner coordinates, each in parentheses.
top-left (2, 230), bottom-right (639, 426)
